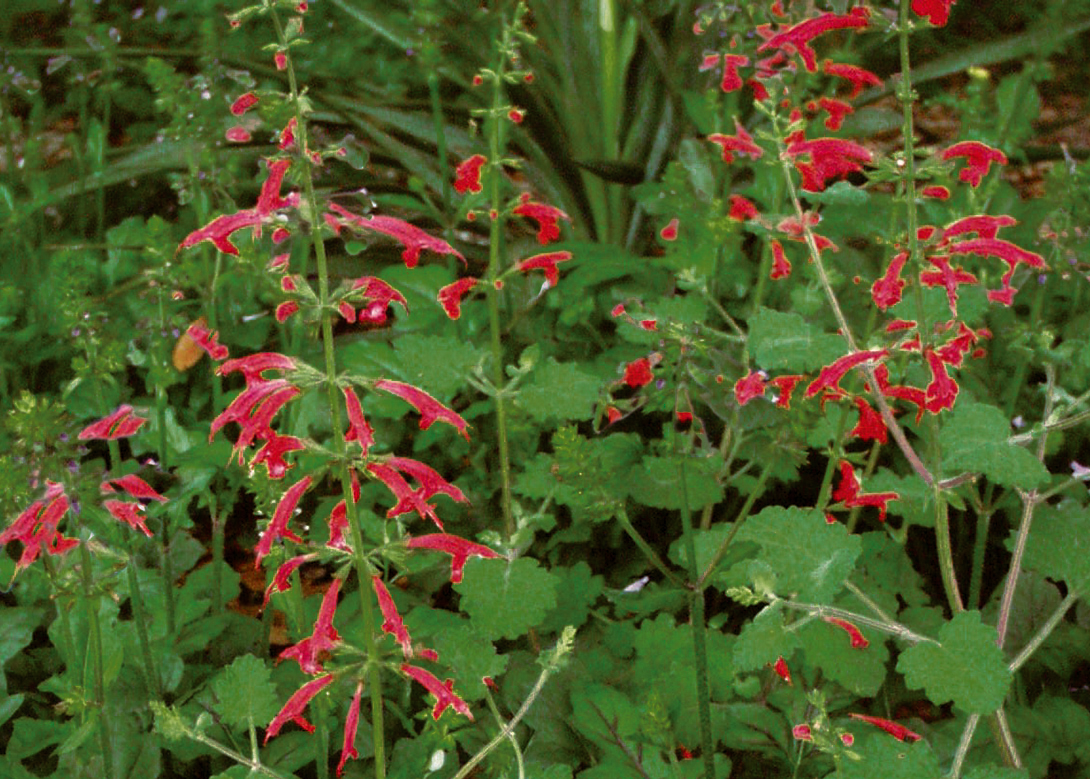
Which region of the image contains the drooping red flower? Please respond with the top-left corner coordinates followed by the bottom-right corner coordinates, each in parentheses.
top-left (373, 575), bottom-right (413, 658)
top-left (874, 364), bottom-right (927, 422)
top-left (769, 239), bottom-right (791, 280)
top-left (226, 126), bottom-right (251, 143)
top-left (337, 683), bottom-right (364, 777)
top-left (728, 195), bottom-right (760, 221)
top-left (103, 500), bottom-right (153, 536)
top-left (78, 405), bottom-right (148, 440)
top-left (437, 277), bottom-right (479, 319)
top-left (325, 472), bottom-right (360, 553)
top-left (210, 379), bottom-right (301, 462)
top-left (623, 357), bottom-right (654, 388)
top-left (217, 351), bottom-right (297, 384)
top-left (941, 141), bottom-right (1006, 187)
top-left (849, 396), bottom-right (887, 444)
top-left (871, 250), bottom-right (909, 310)
top-left (342, 386), bottom-right (374, 456)
top-left (264, 674), bottom-right (335, 744)
top-left (946, 236), bottom-right (1045, 305)
top-left (453, 154), bottom-right (487, 194)
top-left (230, 92), bottom-right (259, 116)
top-left (517, 250), bottom-right (573, 287)
top-left (512, 196), bottom-right (571, 245)
top-left (822, 60), bottom-right (882, 100)
top-left (769, 375), bottom-right (804, 409)
top-left (793, 724), bottom-right (813, 741)
top-left (849, 713), bottom-right (922, 742)
top-left (757, 7), bottom-right (871, 72)
top-left (785, 137), bottom-right (873, 192)
top-left (278, 578), bottom-right (342, 674)
top-left (773, 656), bottom-right (792, 684)
top-left (101, 474), bottom-right (168, 503)
top-left (185, 321), bottom-right (229, 361)
top-left (263, 553), bottom-right (316, 606)
top-left (823, 615), bottom-right (869, 648)
top-left (255, 475), bottom-right (311, 567)
top-left (368, 456), bottom-right (468, 528)
top-left (923, 349), bottom-right (958, 414)
top-left (368, 462), bottom-right (443, 529)
top-left (406, 533), bottom-right (500, 584)
top-left (400, 664), bottom-right (473, 720)
top-left (0, 482), bottom-right (78, 573)
top-left (941, 214), bottom-right (1016, 241)
top-left (720, 53), bottom-right (750, 92)
top-left (325, 202), bottom-right (465, 268)
top-left (374, 379), bottom-right (469, 440)
top-left (832, 461), bottom-right (898, 522)
top-left (919, 255), bottom-right (978, 316)
top-left (735, 371), bottom-right (767, 406)
top-left (707, 119), bottom-right (764, 163)
top-left (805, 349), bottom-right (888, 398)
top-left (251, 430), bottom-right (305, 479)
top-left (921, 185), bottom-right (950, 200)
top-left (813, 97), bottom-right (853, 131)
top-left (660, 217), bottom-right (679, 241)
top-left (912, 0), bottom-right (956, 27)
top-left (349, 276), bottom-right (410, 325)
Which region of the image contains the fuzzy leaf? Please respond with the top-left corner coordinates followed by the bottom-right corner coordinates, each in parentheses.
top-left (732, 603), bottom-right (800, 673)
top-left (1015, 499), bottom-right (1090, 597)
top-left (457, 557), bottom-right (558, 640)
top-left (735, 506), bottom-right (862, 602)
top-left (897, 611), bottom-right (1012, 713)
top-left (748, 307), bottom-right (845, 372)
top-left (405, 609), bottom-right (507, 700)
top-left (963, 767), bottom-right (1029, 779)
top-left (840, 735), bottom-right (941, 779)
top-left (516, 359), bottom-right (601, 422)
top-left (628, 455), bottom-right (724, 511)
top-left (797, 614), bottom-right (889, 696)
top-left (212, 654), bottom-right (281, 729)
top-left (939, 402), bottom-right (1048, 489)
top-left (391, 333), bottom-right (485, 400)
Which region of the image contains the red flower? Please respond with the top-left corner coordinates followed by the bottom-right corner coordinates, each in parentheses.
top-left (770, 239), bottom-right (791, 280)
top-left (368, 462), bottom-right (443, 529)
top-left (517, 251), bottom-right (573, 287)
top-left (454, 154), bottom-right (487, 194)
top-left (343, 386), bottom-right (374, 456)
top-left (813, 97), bottom-right (853, 131)
top-left (793, 724), bottom-right (813, 741)
top-left (217, 351), bottom-right (297, 384)
top-left (921, 185), bottom-right (950, 200)
top-left (279, 578), bottom-right (342, 674)
top-left (773, 656), bottom-right (792, 684)
top-left (660, 218), bottom-right (679, 241)
top-left (406, 533), bottom-right (500, 584)
top-left (374, 379), bottom-right (469, 440)
top-left (785, 137), bottom-right (872, 192)
top-left (373, 575), bottom-right (413, 658)
top-left (757, 8), bottom-right (871, 72)
top-left (338, 683), bottom-right (364, 777)
top-left (400, 664), bottom-right (473, 720)
top-left (707, 119), bottom-right (764, 163)
top-left (185, 321), bottom-right (229, 361)
top-left (832, 461), bottom-right (898, 522)
top-left (325, 202), bottom-right (465, 268)
top-left (822, 60), bottom-right (881, 100)
top-left (512, 196), bottom-right (571, 245)
top-left (101, 474), bottom-right (168, 503)
top-left (265, 674), bottom-right (335, 743)
top-left (210, 379), bottom-right (300, 462)
top-left (230, 92), bottom-right (258, 116)
top-left (912, 0), bottom-right (955, 26)
top-left (823, 615), bottom-right (869, 648)
top-left (255, 475), bottom-right (311, 567)
top-left (606, 406), bottom-right (622, 425)
top-left (941, 141), bottom-right (1006, 187)
top-left (103, 499), bottom-right (153, 536)
top-left (919, 255), bottom-right (978, 316)
top-left (728, 195), bottom-right (760, 221)
top-left (326, 472), bottom-right (360, 553)
top-left (874, 365), bottom-right (927, 422)
top-left (251, 431), bottom-right (305, 479)
top-left (849, 713), bottom-right (922, 742)
top-left (623, 357), bottom-right (654, 388)
top-left (734, 371), bottom-right (767, 406)
top-left (437, 277), bottom-right (479, 320)
top-left (849, 396), bottom-right (887, 444)
top-left (941, 214), bottom-right (1016, 241)
top-left (226, 126), bottom-right (251, 143)
top-left (769, 375), bottom-right (804, 409)
top-left (263, 553), bottom-right (315, 606)
top-left (78, 405), bottom-right (148, 440)
top-left (923, 349), bottom-right (958, 414)
top-left (871, 250), bottom-right (909, 310)
top-left (349, 276), bottom-right (409, 325)
top-left (805, 350), bottom-right (888, 398)
top-left (0, 482), bottom-right (78, 573)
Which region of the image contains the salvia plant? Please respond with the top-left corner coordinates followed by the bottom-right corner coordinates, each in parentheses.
top-left (3, 0), bottom-right (1090, 778)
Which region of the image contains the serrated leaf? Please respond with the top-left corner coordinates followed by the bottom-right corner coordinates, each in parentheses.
top-left (732, 603), bottom-right (800, 672)
top-left (747, 307), bottom-right (846, 372)
top-left (939, 402), bottom-right (1048, 489)
top-left (516, 359), bottom-right (600, 422)
top-left (541, 562), bottom-right (604, 633)
top-left (405, 609), bottom-right (508, 701)
top-left (570, 683), bottom-right (640, 745)
top-left (840, 734), bottom-right (941, 779)
top-left (963, 766), bottom-right (1029, 779)
top-left (897, 611), bottom-right (1012, 714)
top-left (390, 333), bottom-right (485, 400)
top-left (457, 557), bottom-right (558, 640)
top-left (1015, 498), bottom-right (1090, 597)
top-left (628, 455), bottom-right (724, 511)
top-left (797, 613), bottom-right (889, 696)
top-left (735, 506), bottom-right (862, 602)
top-left (211, 655), bottom-right (281, 729)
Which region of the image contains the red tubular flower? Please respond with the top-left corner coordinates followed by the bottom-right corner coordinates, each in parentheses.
top-left (919, 255), bottom-right (978, 316)
top-left (350, 276), bottom-right (410, 325)
top-left (255, 475), bottom-right (311, 567)
top-left (805, 350), bottom-right (888, 398)
top-left (728, 195), bottom-right (760, 221)
top-left (226, 126), bottom-right (251, 143)
top-left (832, 461), bottom-right (898, 522)
top-left (338, 683), bottom-right (364, 777)
top-left (103, 500), bottom-right (152, 536)
top-left (823, 616), bottom-right (869, 648)
top-left (374, 379), bottom-right (469, 440)
top-left (279, 118), bottom-right (297, 150)
top-left (935, 322), bottom-right (979, 367)
top-left (874, 365), bottom-right (927, 422)
top-left (78, 405), bottom-right (148, 440)
top-left (773, 656), bottom-right (792, 684)
top-left (623, 357), bottom-right (654, 388)
top-left (757, 7), bottom-right (871, 72)
top-left (453, 154), bottom-right (487, 194)
top-left (849, 396), bottom-right (887, 444)
top-left (735, 371), bottom-right (767, 406)
top-left (186, 321), bottom-right (229, 361)
top-left (770, 239), bottom-right (791, 280)
top-left (101, 474), bottom-right (168, 503)
top-left (0, 483), bottom-right (77, 573)
top-left (769, 375), bottom-right (804, 409)
top-left (822, 60), bottom-right (882, 99)
top-left (263, 553), bottom-right (316, 606)
top-left (871, 251), bottom-right (908, 310)
top-left (923, 349), bottom-right (959, 413)
top-left (326, 202), bottom-right (465, 268)
top-left (264, 674), bottom-right (335, 744)
top-left (512, 197), bottom-right (571, 245)
top-left (251, 431), bottom-right (305, 479)
top-left (921, 185), bottom-right (950, 200)
top-left (406, 533), bottom-right (500, 584)
top-left (660, 217), bottom-right (679, 241)
top-left (606, 406), bottom-right (622, 425)
top-left (325, 472), bottom-right (360, 553)
top-left (368, 462), bottom-right (443, 528)
top-left (814, 97), bottom-right (853, 131)
top-left (941, 141), bottom-right (1006, 187)
top-left (217, 351), bottom-right (296, 384)
top-left (387, 456), bottom-right (468, 506)
top-left (210, 379), bottom-right (300, 460)
top-left (400, 664), bottom-right (473, 720)
top-left (793, 724), bottom-right (813, 741)
top-left (707, 119), bottom-right (764, 163)
top-left (849, 713), bottom-right (922, 742)
top-left (517, 251), bottom-right (573, 287)
top-left (785, 137), bottom-right (873, 192)
top-left (437, 277), bottom-right (479, 320)
top-left (720, 53), bottom-right (750, 92)
top-left (373, 575), bottom-right (413, 658)
top-left (941, 214), bottom-right (1016, 241)
top-left (946, 237), bottom-right (1045, 305)
top-left (279, 578), bottom-right (342, 674)
top-left (230, 92), bottom-right (258, 116)
top-left (342, 386), bottom-right (374, 456)
top-left (912, 0), bottom-right (955, 27)
top-left (275, 301), bottom-right (300, 323)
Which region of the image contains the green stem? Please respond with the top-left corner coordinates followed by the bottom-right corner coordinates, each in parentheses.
top-left (210, 493), bottom-right (225, 618)
top-left (78, 539), bottom-right (114, 778)
top-left (948, 713), bottom-right (980, 779)
top-left (125, 545), bottom-right (162, 700)
top-left (697, 457), bottom-right (774, 587)
top-left (614, 507), bottom-right (684, 588)
top-left (427, 72), bottom-right (452, 213)
top-left (1009, 591), bottom-right (1078, 673)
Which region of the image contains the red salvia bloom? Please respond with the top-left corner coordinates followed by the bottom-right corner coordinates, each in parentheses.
top-left (707, 119), bottom-right (764, 163)
top-left (210, 379), bottom-right (300, 462)
top-left (874, 365), bottom-right (927, 422)
top-left (325, 202), bottom-right (465, 268)
top-left (832, 461), bottom-right (898, 522)
top-left (279, 578), bottom-right (342, 674)
top-left (186, 321), bottom-right (229, 361)
top-left (785, 137), bottom-right (873, 192)
top-left (453, 154), bottom-right (487, 194)
top-left (921, 185), bottom-right (950, 200)
top-left (338, 683), bottom-right (364, 777)
top-left (517, 250), bottom-right (573, 287)
top-left (735, 371), bottom-right (767, 406)
top-left (406, 533), bottom-right (500, 584)
top-left (349, 276), bottom-right (410, 325)
top-left (342, 386), bottom-right (374, 456)
top-left (263, 553), bottom-right (316, 606)
top-left (871, 251), bottom-right (909, 310)
top-left (230, 92), bottom-right (258, 116)
top-left (374, 380), bottom-right (469, 440)
top-left (912, 0), bottom-right (955, 27)
top-left (770, 239), bottom-right (791, 280)
top-left (757, 7), bottom-right (871, 73)
top-left (849, 396), bottom-right (887, 444)
top-left (822, 60), bottom-right (882, 99)
top-left (923, 349), bottom-right (959, 413)
top-left (512, 196), bottom-right (571, 245)
top-left (326, 472), bottom-right (360, 553)
top-left (0, 482), bottom-right (78, 573)
top-left (919, 255), bottom-right (978, 316)
top-left (400, 664), bottom-right (473, 720)
top-left (941, 141), bottom-right (1006, 187)
top-left (251, 431), bottom-right (305, 479)
top-left (623, 357), bottom-right (654, 388)
top-left (255, 475), bottom-right (311, 567)
top-left (373, 575), bottom-right (413, 658)
top-left (103, 499), bottom-right (155, 536)
top-left (769, 375), bottom-right (804, 409)
top-left (78, 405), bottom-right (148, 440)
top-left (805, 349), bottom-right (888, 398)
top-left (659, 218), bottom-right (679, 241)
top-left (437, 277), bottom-right (479, 320)
top-left (386, 456), bottom-right (469, 506)
top-left (217, 352), bottom-right (297, 384)
top-left (823, 615), bottom-right (870, 648)
top-left (265, 674), bottom-right (334, 743)
top-left (849, 713), bottom-right (922, 742)
top-left (773, 656), bottom-right (792, 684)
top-left (941, 214), bottom-right (1016, 241)
top-left (720, 53), bottom-right (750, 92)
top-left (728, 195), bottom-right (760, 221)
top-left (368, 461), bottom-right (443, 528)
top-left (813, 97), bottom-right (853, 131)
top-left (101, 474), bottom-right (168, 503)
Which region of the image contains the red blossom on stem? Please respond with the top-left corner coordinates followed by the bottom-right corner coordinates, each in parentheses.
top-left (735, 371), bottom-right (767, 406)
top-left (849, 713), bottom-right (922, 742)
top-left (812, 97), bottom-right (853, 131)
top-left (0, 482), bottom-right (78, 573)
top-left (517, 250), bottom-right (573, 287)
top-left (338, 683), bottom-right (364, 777)
top-left (832, 461), bottom-right (898, 522)
top-left (278, 578), bottom-right (342, 674)
top-left (255, 475), bottom-right (311, 567)
top-left (374, 379), bottom-right (469, 440)
top-left (263, 553), bottom-right (316, 606)
top-left (823, 615), bottom-right (869, 648)
top-left (406, 533), bottom-right (500, 584)
top-left (218, 351), bottom-right (297, 384)
top-left (707, 119), bottom-right (764, 163)
top-left (757, 7), bottom-right (871, 73)
top-left (252, 431), bottom-right (305, 479)
top-left (770, 239), bottom-right (791, 280)
top-left (454, 154), bottom-right (487, 194)
top-left (623, 357), bottom-right (654, 388)
top-left (912, 0), bottom-right (956, 27)
top-left (785, 137), bottom-right (873, 192)
top-left (349, 276), bottom-right (410, 325)
top-left (512, 196), bottom-right (571, 245)
top-left (325, 202), bottom-right (465, 268)
top-left (342, 386), bottom-right (374, 456)
top-left (265, 674), bottom-right (334, 744)
top-left (230, 92), bottom-right (258, 116)
top-left (849, 396), bottom-right (887, 444)
top-left (805, 349), bottom-right (888, 399)
top-left (437, 277), bottom-right (479, 320)
top-left (871, 251), bottom-right (908, 310)
top-left (822, 60), bottom-right (882, 99)
top-left (773, 656), bottom-right (792, 684)
top-left (185, 321), bottom-right (229, 361)
top-left (660, 217), bottom-right (679, 241)
top-left (941, 214), bottom-right (1016, 241)
top-left (941, 141), bottom-right (1006, 187)
top-left (78, 405), bottom-right (148, 440)
top-left (919, 255), bottom-right (978, 316)
top-left (101, 474), bottom-right (168, 503)
top-left (373, 575), bottom-right (413, 658)
top-left (728, 195), bottom-right (760, 221)
top-left (923, 349), bottom-right (959, 413)
top-left (368, 462), bottom-right (443, 528)
top-left (400, 664), bottom-right (473, 720)
top-left (769, 375), bottom-right (804, 409)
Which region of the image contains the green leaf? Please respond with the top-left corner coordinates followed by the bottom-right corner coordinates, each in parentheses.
top-left (389, 333), bottom-right (485, 400)
top-left (1015, 498), bottom-right (1090, 597)
top-left (404, 608), bottom-right (507, 701)
top-left (735, 506), bottom-right (862, 602)
top-left (747, 307), bottom-right (846, 372)
top-left (897, 611), bottom-right (1012, 714)
top-left (570, 683), bottom-right (640, 746)
top-left (516, 359), bottom-right (601, 422)
top-left (457, 557), bottom-right (559, 640)
top-left (541, 562), bottom-right (604, 633)
top-left (0, 608), bottom-right (41, 666)
top-left (797, 613), bottom-right (889, 696)
top-left (732, 603), bottom-right (800, 673)
top-left (211, 654), bottom-right (281, 729)
top-left (963, 767), bottom-right (1029, 779)
top-left (628, 455), bottom-right (724, 511)
top-left (840, 734), bottom-right (941, 779)
top-left (939, 402), bottom-right (1048, 489)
